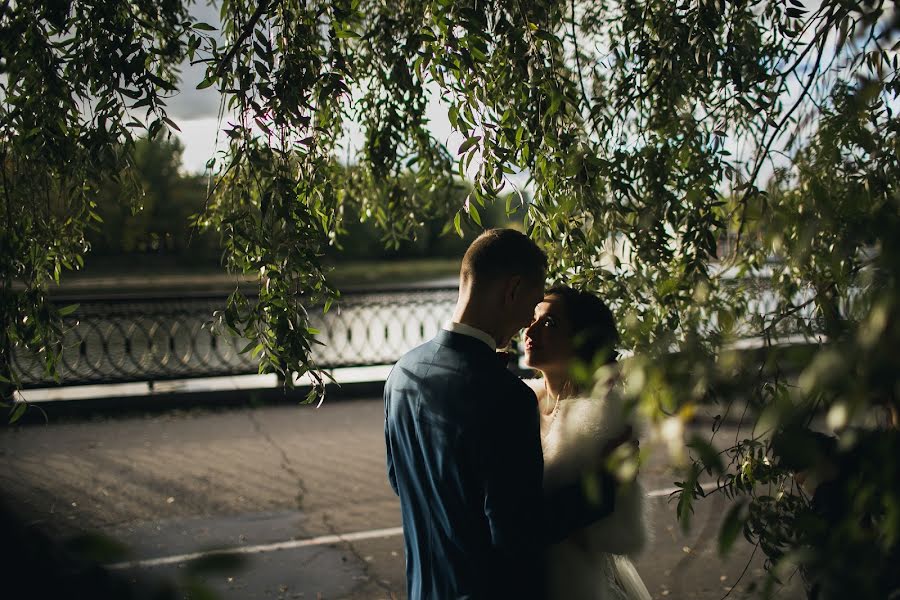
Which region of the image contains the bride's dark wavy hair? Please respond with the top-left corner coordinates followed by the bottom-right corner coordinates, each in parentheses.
top-left (545, 285), bottom-right (619, 365)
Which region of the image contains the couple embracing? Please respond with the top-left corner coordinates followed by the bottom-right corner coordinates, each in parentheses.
top-left (384, 229), bottom-right (651, 600)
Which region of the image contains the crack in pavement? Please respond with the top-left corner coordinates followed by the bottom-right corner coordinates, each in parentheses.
top-left (247, 410), bottom-right (308, 511)
top-left (322, 513), bottom-right (399, 600)
top-left (295, 546), bottom-right (328, 568)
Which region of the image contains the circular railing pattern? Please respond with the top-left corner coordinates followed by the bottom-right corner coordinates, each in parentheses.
top-left (12, 287), bottom-right (457, 388)
top-left (310, 288), bottom-right (455, 367)
top-left (10, 279), bottom-right (863, 389)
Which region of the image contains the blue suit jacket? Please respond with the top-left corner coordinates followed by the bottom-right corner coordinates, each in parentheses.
top-left (384, 330), bottom-right (616, 599)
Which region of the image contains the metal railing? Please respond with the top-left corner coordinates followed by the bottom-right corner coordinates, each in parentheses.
top-left (12, 285), bottom-right (458, 389)
top-left (11, 274), bottom-right (864, 390)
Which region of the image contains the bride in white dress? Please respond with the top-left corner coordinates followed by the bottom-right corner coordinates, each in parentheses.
top-left (522, 285), bottom-right (652, 600)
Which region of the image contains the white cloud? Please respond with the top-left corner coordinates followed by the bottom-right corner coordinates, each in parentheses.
top-left (167, 60), bottom-right (221, 121)
top-left (173, 117), bottom-right (223, 174)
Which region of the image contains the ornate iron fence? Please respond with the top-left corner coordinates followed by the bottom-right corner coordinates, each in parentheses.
top-left (11, 273), bottom-right (865, 389)
top-left (12, 285), bottom-right (458, 389)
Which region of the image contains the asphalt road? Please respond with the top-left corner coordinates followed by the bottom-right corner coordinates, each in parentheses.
top-left (0, 397), bottom-right (805, 600)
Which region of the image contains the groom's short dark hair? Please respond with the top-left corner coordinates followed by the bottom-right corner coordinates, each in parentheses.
top-left (461, 228), bottom-right (547, 286)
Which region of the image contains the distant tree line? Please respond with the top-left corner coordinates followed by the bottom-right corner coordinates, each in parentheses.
top-left (87, 135), bottom-right (216, 264)
top-left (86, 134), bottom-right (521, 267)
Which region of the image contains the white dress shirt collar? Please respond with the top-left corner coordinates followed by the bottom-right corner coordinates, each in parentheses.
top-left (442, 321), bottom-right (497, 351)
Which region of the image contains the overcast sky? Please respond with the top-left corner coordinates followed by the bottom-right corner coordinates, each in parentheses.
top-left (165, 2), bottom-right (222, 172)
top-left (166, 2), bottom-right (461, 174)
top-left (166, 2), bottom-right (865, 184)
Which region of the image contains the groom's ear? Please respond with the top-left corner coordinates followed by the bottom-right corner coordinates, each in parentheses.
top-left (504, 275), bottom-right (523, 304)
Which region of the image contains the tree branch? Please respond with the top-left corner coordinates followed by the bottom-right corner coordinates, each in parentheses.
top-left (213, 0), bottom-right (275, 80)
top-left (734, 30), bottom-right (829, 255)
top-left (569, 0), bottom-right (604, 142)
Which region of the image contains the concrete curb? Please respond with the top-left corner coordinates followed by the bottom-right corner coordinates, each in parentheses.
top-left (6, 380), bottom-right (387, 426)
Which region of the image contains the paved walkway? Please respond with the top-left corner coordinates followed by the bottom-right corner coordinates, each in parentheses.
top-left (0, 398), bottom-right (804, 599)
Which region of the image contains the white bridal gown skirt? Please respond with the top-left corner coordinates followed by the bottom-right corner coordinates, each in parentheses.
top-left (547, 543), bottom-right (652, 600)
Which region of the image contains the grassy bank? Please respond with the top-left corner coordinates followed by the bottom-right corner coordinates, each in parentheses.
top-left (53, 257), bottom-right (461, 294)
top-left (327, 258), bottom-right (460, 286)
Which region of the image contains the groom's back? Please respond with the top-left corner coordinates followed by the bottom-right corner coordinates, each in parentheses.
top-left (384, 330), bottom-right (544, 599)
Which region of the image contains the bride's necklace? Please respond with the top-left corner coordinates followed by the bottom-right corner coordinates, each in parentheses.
top-left (540, 388), bottom-right (564, 438)
top-left (543, 393), bottom-right (561, 420)
top-left (540, 379), bottom-right (578, 434)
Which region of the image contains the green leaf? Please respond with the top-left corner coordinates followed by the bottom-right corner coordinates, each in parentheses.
top-left (468, 201), bottom-right (482, 227)
top-left (119, 88), bottom-right (142, 100)
top-left (457, 135), bottom-right (481, 155)
top-left (448, 105), bottom-right (459, 128)
top-left (687, 434), bottom-right (724, 474)
top-left (718, 500), bottom-right (748, 556)
top-left (162, 117), bottom-right (181, 132)
top-left (193, 22), bottom-right (218, 31)
top-left (657, 278), bottom-right (679, 297)
top-left (9, 403), bottom-right (27, 424)
top-left (334, 26), bottom-right (361, 39)
top-left (146, 73), bottom-right (172, 89)
top-left (675, 464), bottom-right (702, 533)
top-left (470, 46), bottom-right (489, 63)
top-left (548, 92), bottom-right (562, 116)
top-left (58, 303), bottom-right (79, 317)
top-left (564, 153), bottom-right (583, 177)
top-left (717, 309), bottom-right (735, 333)
top-left (675, 483), bottom-right (694, 533)
top-left (304, 388), bottom-right (320, 405)
top-left (533, 29), bottom-right (556, 43)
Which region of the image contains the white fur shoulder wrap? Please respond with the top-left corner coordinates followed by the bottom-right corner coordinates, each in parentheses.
top-left (525, 377), bottom-right (650, 558)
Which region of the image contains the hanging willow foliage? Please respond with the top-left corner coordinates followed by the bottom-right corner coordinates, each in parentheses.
top-left (3, 1), bottom-right (899, 595)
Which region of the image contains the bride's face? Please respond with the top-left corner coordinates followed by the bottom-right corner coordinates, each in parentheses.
top-left (522, 295), bottom-right (575, 372)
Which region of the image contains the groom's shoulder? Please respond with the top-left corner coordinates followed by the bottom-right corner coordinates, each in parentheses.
top-left (385, 340), bottom-right (431, 385)
top-left (396, 339), bottom-right (428, 362)
top-left (394, 331), bottom-right (479, 368)
top-left (394, 335), bottom-right (441, 366)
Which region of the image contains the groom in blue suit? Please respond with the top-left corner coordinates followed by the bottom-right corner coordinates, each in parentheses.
top-left (384, 229), bottom-right (618, 599)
